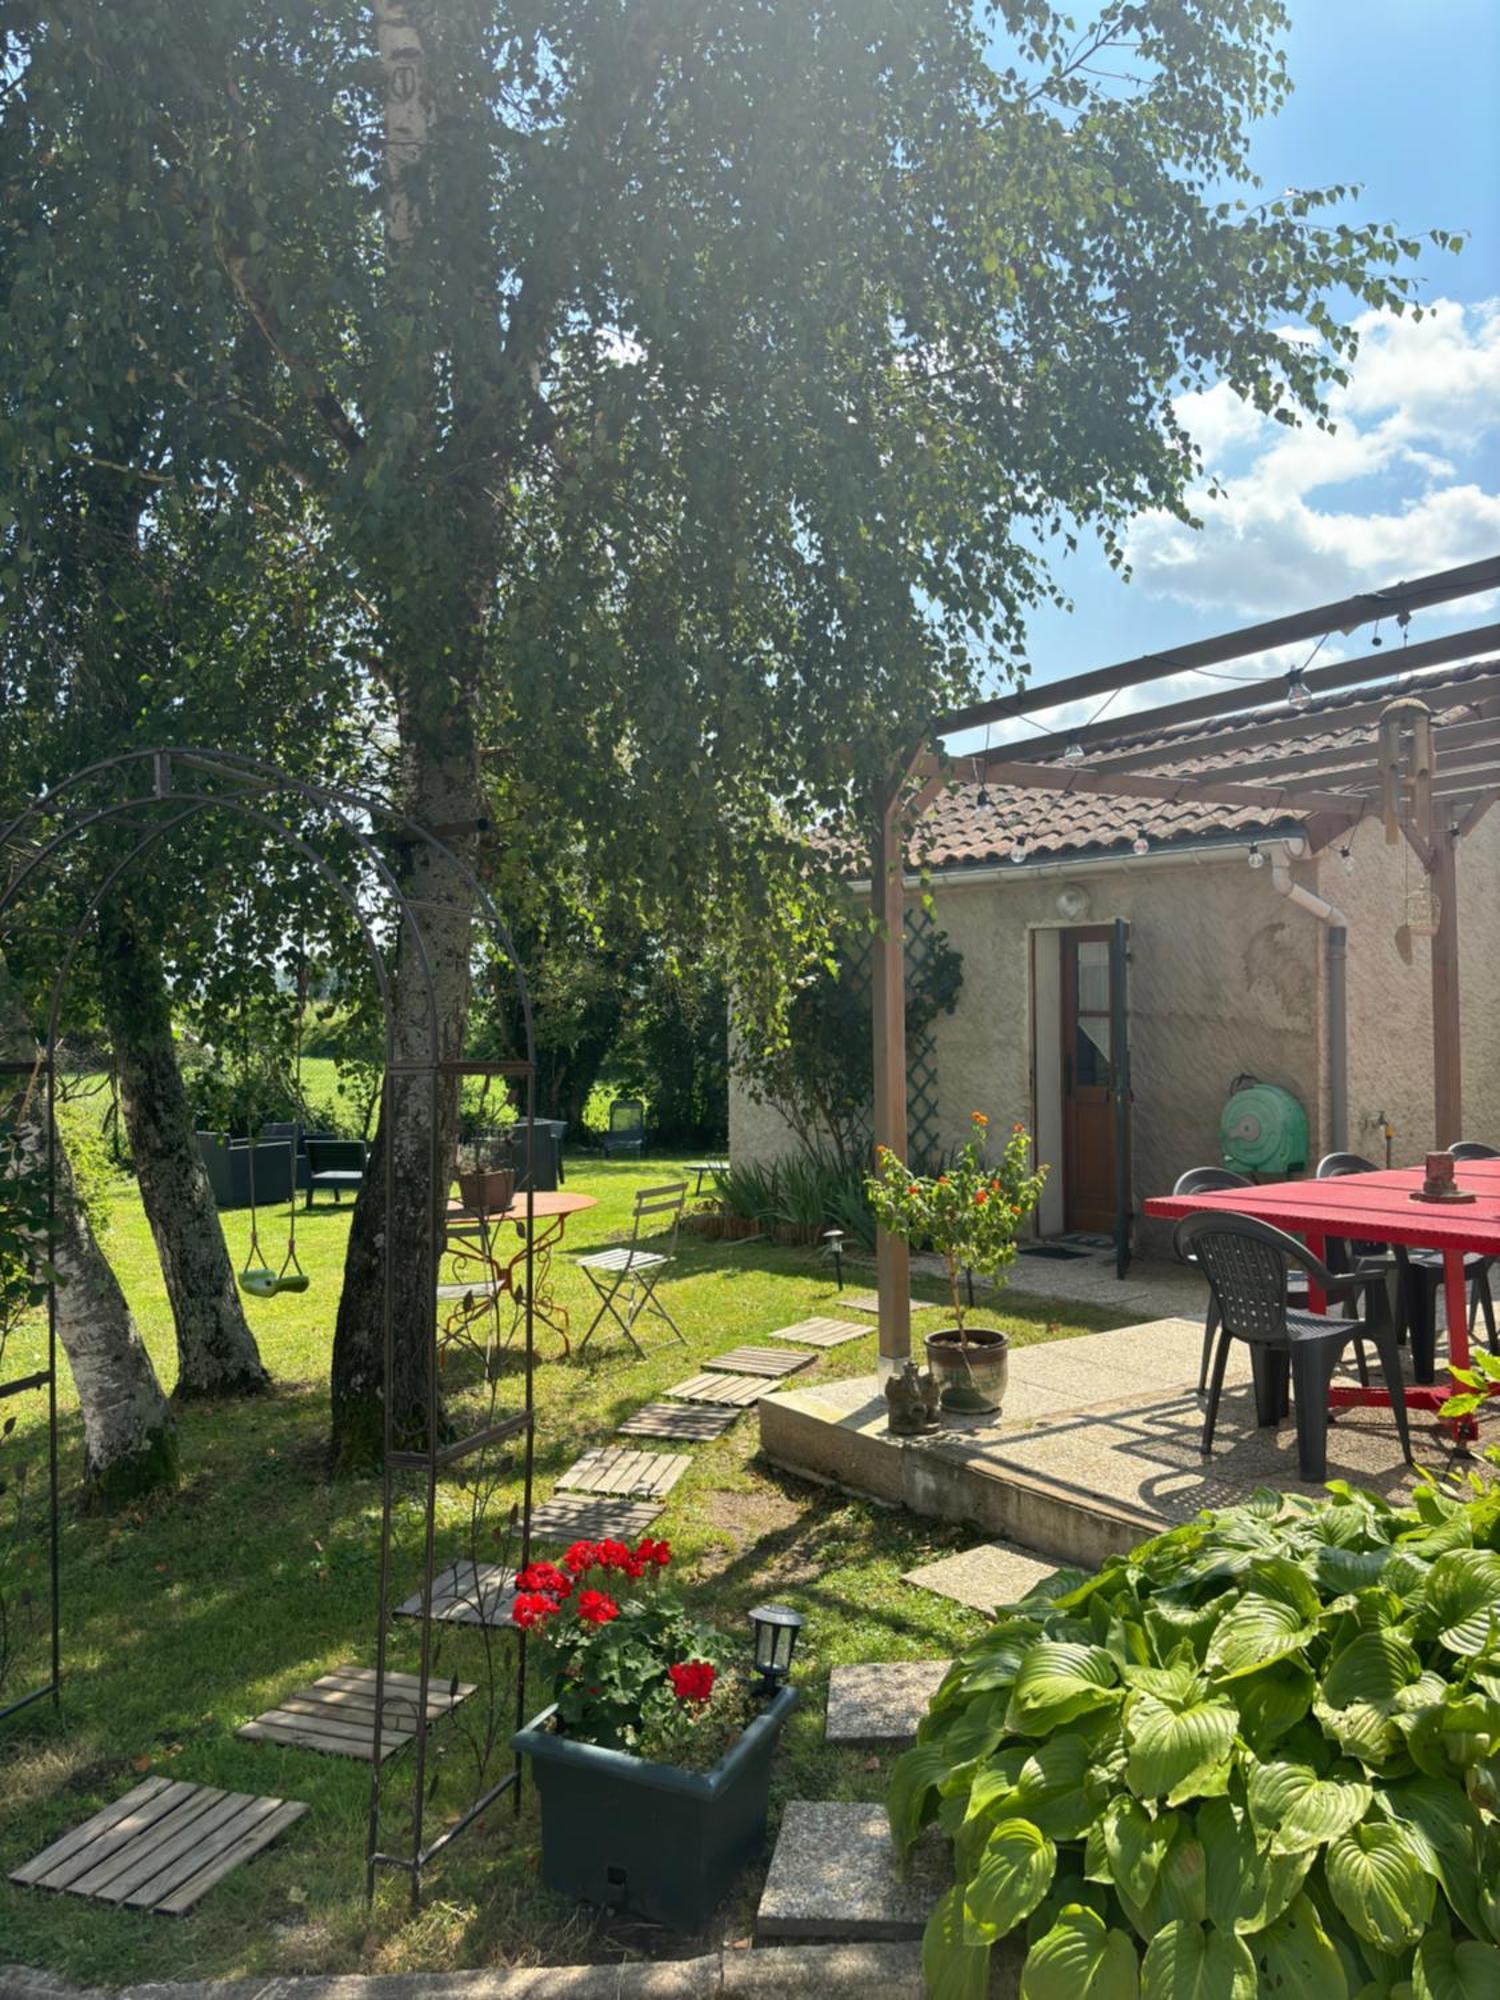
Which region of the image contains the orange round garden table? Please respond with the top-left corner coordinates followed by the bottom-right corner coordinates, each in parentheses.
top-left (445, 1191), bottom-right (598, 1352)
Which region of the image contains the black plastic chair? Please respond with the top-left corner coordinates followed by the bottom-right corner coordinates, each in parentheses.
top-left (1318, 1150), bottom-right (1496, 1375)
top-left (602, 1098), bottom-right (645, 1159)
top-left (1174, 1213), bottom-right (1413, 1483)
top-left (1451, 1140), bottom-right (1500, 1161)
top-left (1173, 1168), bottom-right (1311, 1392)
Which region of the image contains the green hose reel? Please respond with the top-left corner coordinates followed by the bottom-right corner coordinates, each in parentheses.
top-left (1219, 1079), bottom-right (1308, 1177)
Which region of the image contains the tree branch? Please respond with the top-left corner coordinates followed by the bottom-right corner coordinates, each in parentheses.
top-left (217, 238), bottom-right (365, 460)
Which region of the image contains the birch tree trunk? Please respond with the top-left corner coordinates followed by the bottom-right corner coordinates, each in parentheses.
top-left (1, 967), bottom-right (177, 1503)
top-left (96, 908), bottom-right (270, 1400)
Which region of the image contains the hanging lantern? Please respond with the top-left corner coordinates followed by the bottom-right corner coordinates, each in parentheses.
top-left (1405, 880), bottom-right (1441, 939)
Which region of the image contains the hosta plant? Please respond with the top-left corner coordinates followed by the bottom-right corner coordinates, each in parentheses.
top-left (889, 1480), bottom-right (1500, 1999)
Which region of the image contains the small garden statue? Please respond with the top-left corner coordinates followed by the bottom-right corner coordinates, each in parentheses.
top-left (867, 1112), bottom-right (1047, 1413)
top-left (883, 1360), bottom-right (942, 1436)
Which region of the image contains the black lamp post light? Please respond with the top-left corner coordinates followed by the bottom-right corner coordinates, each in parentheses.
top-left (748, 1604), bottom-right (804, 1697)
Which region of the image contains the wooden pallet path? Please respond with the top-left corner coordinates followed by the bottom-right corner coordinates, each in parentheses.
top-left (557, 1446), bottom-right (688, 1500)
top-left (706, 1346), bottom-right (813, 1378)
top-left (617, 1402), bottom-right (740, 1441)
top-left (395, 1559), bottom-right (517, 1629)
top-left (767, 1317), bottom-right (868, 1350)
top-left (665, 1371), bottom-right (771, 1408)
top-left (11, 1777), bottom-right (306, 1915)
top-left (237, 1665), bottom-right (474, 1762)
top-left (529, 1493), bottom-right (663, 1543)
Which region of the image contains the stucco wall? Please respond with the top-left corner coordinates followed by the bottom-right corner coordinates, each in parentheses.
top-left (1325, 809), bottom-right (1500, 1163)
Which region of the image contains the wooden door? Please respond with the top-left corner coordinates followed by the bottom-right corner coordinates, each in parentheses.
top-left (1061, 927), bottom-right (1116, 1234)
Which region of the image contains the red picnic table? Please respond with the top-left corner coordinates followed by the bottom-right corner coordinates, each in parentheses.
top-left (1145, 1159), bottom-right (1500, 1427)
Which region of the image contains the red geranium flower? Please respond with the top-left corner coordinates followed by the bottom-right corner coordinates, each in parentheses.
top-left (515, 1560), bottom-right (572, 1598)
top-left (511, 1591), bottom-right (560, 1629)
top-left (668, 1660), bottom-right (716, 1704)
top-left (562, 1541), bottom-right (597, 1575)
top-left (636, 1536), bottom-right (671, 1568)
top-left (576, 1589), bottom-right (619, 1625)
top-left (595, 1539), bottom-right (633, 1571)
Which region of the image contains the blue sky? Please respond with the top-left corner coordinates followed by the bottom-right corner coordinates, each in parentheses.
top-left (992, 0), bottom-right (1500, 723)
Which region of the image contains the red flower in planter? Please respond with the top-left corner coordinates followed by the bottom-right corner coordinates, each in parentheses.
top-left (595, 1539), bottom-right (634, 1572)
top-left (668, 1660), bottom-right (716, 1704)
top-left (515, 1560), bottom-right (573, 1599)
top-left (562, 1540), bottom-right (597, 1575)
top-left (576, 1589), bottom-right (619, 1625)
top-left (511, 1591), bottom-right (560, 1629)
top-left (636, 1536), bottom-right (671, 1567)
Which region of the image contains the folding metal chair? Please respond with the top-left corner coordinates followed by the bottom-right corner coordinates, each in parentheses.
top-left (575, 1180), bottom-right (688, 1358)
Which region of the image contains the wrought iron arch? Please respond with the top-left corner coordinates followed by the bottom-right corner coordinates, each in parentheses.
top-left (0, 746), bottom-right (538, 1905)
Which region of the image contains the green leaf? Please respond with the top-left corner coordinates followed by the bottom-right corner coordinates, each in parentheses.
top-left (888, 1743), bottom-right (950, 1856)
top-left (1324, 1630), bottom-right (1423, 1712)
top-left (1247, 1760), bottom-right (1373, 1856)
top-left (1009, 1732), bottom-right (1098, 1841)
top-left (1231, 1662), bottom-right (1315, 1753)
top-left (1125, 1692), bottom-right (1237, 1804)
top-left (963, 1817), bottom-right (1057, 1944)
top-left (923, 1884), bottom-right (992, 2000)
top-left (1206, 1594), bottom-right (1319, 1680)
top-left (1252, 1892), bottom-right (1349, 1999)
top-left (1103, 1796), bottom-right (1178, 1908)
top-left (1021, 1904), bottom-right (1141, 2000)
top-left (1006, 1642), bottom-right (1121, 1737)
top-left (1375, 1776), bottom-right (1484, 1936)
top-left (1412, 1933), bottom-right (1500, 2000)
top-left (1326, 1820), bottom-right (1435, 1952)
top-left (1141, 1919), bottom-right (1257, 2000)
top-left (1199, 1795), bottom-right (1314, 1935)
top-left (1425, 1551), bottom-right (1500, 1655)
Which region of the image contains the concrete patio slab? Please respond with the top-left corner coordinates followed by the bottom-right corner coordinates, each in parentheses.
top-left (760, 1315), bottom-right (1465, 1568)
top-left (756, 1802), bottom-right (949, 1941)
top-left (825, 1661), bottom-right (952, 1745)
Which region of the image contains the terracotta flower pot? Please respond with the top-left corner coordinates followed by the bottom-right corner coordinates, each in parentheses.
top-left (923, 1326), bottom-right (1009, 1413)
top-left (457, 1166), bottom-right (515, 1214)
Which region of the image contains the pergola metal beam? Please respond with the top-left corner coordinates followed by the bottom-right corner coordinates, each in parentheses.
top-left (943, 754), bottom-right (1368, 821)
top-left (947, 622), bottom-right (1500, 769)
top-left (1216, 726), bottom-right (1500, 791)
top-left (934, 554), bottom-right (1500, 738)
top-left (1082, 677), bottom-right (1500, 779)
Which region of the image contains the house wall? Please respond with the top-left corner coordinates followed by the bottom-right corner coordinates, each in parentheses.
top-left (1325, 808), bottom-right (1500, 1162)
top-left (729, 843), bottom-right (1326, 1252)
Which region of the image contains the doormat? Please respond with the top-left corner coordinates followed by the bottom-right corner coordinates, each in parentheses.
top-left (1018, 1245), bottom-right (1088, 1262)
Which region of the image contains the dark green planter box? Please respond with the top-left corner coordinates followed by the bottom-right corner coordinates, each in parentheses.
top-left (513, 1685), bottom-right (798, 1931)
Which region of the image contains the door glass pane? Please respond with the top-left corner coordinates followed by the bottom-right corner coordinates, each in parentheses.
top-left (1076, 1016), bottom-right (1112, 1086)
top-left (1077, 941), bottom-right (1110, 1013)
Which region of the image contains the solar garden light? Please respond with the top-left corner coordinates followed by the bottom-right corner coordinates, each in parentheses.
top-left (821, 1226), bottom-right (845, 1290)
top-left (748, 1604), bottom-right (804, 1696)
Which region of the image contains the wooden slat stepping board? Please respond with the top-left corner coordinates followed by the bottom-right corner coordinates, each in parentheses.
top-left (706, 1346), bottom-right (813, 1377)
top-left (528, 1494), bottom-right (663, 1543)
top-left (665, 1371), bottom-right (770, 1407)
top-left (768, 1318), bottom-right (868, 1349)
top-left (617, 1402), bottom-right (739, 1441)
top-left (557, 1446), bottom-right (688, 1500)
top-left (395, 1559), bottom-right (517, 1629)
top-left (238, 1665), bottom-right (475, 1762)
top-left (11, 1777), bottom-right (306, 1915)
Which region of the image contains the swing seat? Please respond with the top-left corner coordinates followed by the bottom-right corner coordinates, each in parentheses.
top-left (238, 1268), bottom-right (279, 1298)
top-left (275, 1272), bottom-right (311, 1294)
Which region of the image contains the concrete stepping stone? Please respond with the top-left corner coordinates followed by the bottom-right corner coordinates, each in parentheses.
top-left (529, 1494), bottom-right (662, 1543)
top-left (557, 1445), bottom-right (689, 1500)
top-left (617, 1401), bottom-right (740, 1441)
top-left (826, 1660), bottom-right (952, 1746)
top-left (756, 1800), bottom-right (950, 1941)
top-left (707, 1346), bottom-right (812, 1377)
top-left (843, 1292), bottom-right (945, 1316)
top-left (11, 1777), bottom-right (306, 1915)
top-left (902, 1541), bottom-right (1060, 1615)
top-left (769, 1317), bottom-right (869, 1349)
top-left (238, 1665), bottom-right (474, 1762)
top-left (395, 1559), bottom-right (516, 1628)
top-left (666, 1371), bottom-right (772, 1407)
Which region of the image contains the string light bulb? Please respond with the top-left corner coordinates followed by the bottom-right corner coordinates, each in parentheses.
top-left (1062, 738), bottom-right (1086, 766)
top-left (1009, 834), bottom-right (1029, 865)
top-left (1248, 841), bottom-right (1266, 871)
top-left (1287, 666), bottom-right (1312, 710)
top-left (1369, 622), bottom-right (1384, 649)
top-left (1131, 829), bottom-right (1150, 857)
top-left (1339, 842), bottom-right (1355, 875)
top-left (976, 785), bottom-right (990, 809)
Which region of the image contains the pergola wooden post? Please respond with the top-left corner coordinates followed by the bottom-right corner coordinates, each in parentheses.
top-left (870, 554), bottom-right (1500, 1368)
top-left (870, 780), bottom-right (912, 1378)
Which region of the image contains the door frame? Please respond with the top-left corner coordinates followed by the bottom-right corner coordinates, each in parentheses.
top-left (1059, 924), bottom-right (1117, 1235)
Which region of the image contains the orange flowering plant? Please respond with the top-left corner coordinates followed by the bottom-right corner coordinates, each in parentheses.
top-left (866, 1113), bottom-right (1047, 1337)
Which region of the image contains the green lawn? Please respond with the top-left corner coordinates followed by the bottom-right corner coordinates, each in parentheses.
top-left (0, 1154), bottom-right (1129, 1984)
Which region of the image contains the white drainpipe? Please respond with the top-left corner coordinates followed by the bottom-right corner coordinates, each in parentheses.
top-left (1271, 836), bottom-right (1349, 1153)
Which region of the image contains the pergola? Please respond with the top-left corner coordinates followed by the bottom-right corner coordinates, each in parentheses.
top-left (869, 553), bottom-right (1500, 1373)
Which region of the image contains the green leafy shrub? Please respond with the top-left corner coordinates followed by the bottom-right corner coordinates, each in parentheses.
top-left (889, 1481), bottom-right (1500, 1998)
top-left (713, 1150), bottom-right (877, 1247)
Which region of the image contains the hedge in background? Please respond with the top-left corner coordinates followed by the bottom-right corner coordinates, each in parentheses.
top-left (890, 1479), bottom-right (1500, 1998)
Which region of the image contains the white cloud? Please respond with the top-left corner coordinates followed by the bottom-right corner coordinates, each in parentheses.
top-left (1127, 298), bottom-right (1500, 617)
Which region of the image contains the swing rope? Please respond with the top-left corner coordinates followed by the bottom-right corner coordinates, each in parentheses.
top-left (274, 956), bottom-right (310, 1292)
top-left (236, 949), bottom-right (311, 1298)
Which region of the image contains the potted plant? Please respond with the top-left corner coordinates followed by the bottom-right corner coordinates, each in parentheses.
top-left (455, 1126), bottom-right (515, 1214)
top-left (867, 1112), bottom-right (1047, 1413)
top-left (510, 1537), bottom-right (800, 1929)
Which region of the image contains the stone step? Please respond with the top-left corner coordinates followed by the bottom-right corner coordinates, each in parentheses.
top-left (756, 1801), bottom-right (949, 1942)
top-left (902, 1540), bottom-right (1060, 1615)
top-left (825, 1661), bottom-right (952, 1747)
